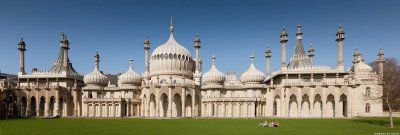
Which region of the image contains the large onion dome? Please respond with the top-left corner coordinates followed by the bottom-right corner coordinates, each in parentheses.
top-left (203, 55), bottom-right (225, 85)
top-left (84, 67), bottom-right (108, 86)
top-left (84, 52), bottom-right (108, 86)
top-left (149, 19), bottom-right (195, 77)
top-left (118, 59), bottom-right (142, 86)
top-left (240, 52), bottom-right (265, 84)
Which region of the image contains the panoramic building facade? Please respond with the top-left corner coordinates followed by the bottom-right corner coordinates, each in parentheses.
top-left (11, 20), bottom-right (384, 118)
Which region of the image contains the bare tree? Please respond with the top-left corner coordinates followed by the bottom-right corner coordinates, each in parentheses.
top-left (369, 57), bottom-right (400, 128)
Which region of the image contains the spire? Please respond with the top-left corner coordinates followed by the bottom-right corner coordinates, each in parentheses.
top-left (288, 22), bottom-right (311, 69)
top-left (94, 51), bottom-right (100, 69)
top-left (169, 16), bottom-right (174, 34)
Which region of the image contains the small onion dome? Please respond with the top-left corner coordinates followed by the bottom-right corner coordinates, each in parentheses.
top-left (118, 59), bottom-right (142, 86)
top-left (240, 52), bottom-right (265, 84)
top-left (203, 55), bottom-right (225, 84)
top-left (353, 62), bottom-right (372, 71)
top-left (84, 66), bottom-right (108, 86)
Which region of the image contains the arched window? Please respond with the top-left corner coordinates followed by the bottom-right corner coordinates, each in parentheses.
top-left (365, 103), bottom-right (370, 113)
top-left (88, 92), bottom-right (93, 98)
top-left (366, 87), bottom-right (371, 97)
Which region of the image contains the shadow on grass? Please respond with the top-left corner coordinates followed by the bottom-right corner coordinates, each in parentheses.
top-left (352, 117), bottom-right (400, 127)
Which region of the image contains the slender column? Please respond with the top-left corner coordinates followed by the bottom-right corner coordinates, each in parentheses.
top-left (45, 89), bottom-right (50, 117)
top-left (55, 89), bottom-right (60, 116)
top-left (310, 90), bottom-right (314, 117)
top-left (35, 90), bottom-right (40, 116)
top-left (144, 35), bottom-right (150, 78)
top-left (377, 48), bottom-right (385, 84)
top-left (168, 87), bottom-right (172, 117)
top-left (297, 94), bottom-right (301, 117)
top-left (284, 88), bottom-right (289, 117)
top-left (73, 90), bottom-right (78, 116)
top-left (26, 97), bottom-right (31, 117)
top-left (321, 92), bottom-right (326, 118)
top-left (155, 87), bottom-right (160, 117)
top-left (335, 95), bottom-right (339, 117)
top-left (192, 89), bottom-right (195, 117)
top-left (181, 88), bottom-right (185, 117)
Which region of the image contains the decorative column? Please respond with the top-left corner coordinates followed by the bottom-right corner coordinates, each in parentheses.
top-left (265, 46), bottom-right (271, 78)
top-left (55, 79), bottom-right (60, 116)
top-left (45, 88), bottom-right (50, 117)
top-left (155, 86), bottom-right (160, 117)
top-left (73, 79), bottom-right (78, 116)
top-left (35, 88), bottom-right (40, 116)
top-left (60, 33), bottom-right (70, 72)
top-left (336, 25), bottom-right (345, 71)
top-left (18, 37), bottom-right (27, 75)
top-left (26, 95), bottom-right (31, 117)
top-left (280, 28), bottom-right (288, 72)
top-left (192, 89), bottom-right (195, 117)
top-left (181, 87), bottom-right (186, 117)
top-left (168, 86), bottom-right (173, 117)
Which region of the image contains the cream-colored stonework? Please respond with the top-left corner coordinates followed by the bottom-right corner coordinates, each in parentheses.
top-left (12, 21), bottom-right (384, 118)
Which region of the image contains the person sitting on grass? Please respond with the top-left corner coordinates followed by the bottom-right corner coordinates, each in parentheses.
top-left (259, 121), bottom-right (264, 127)
top-left (262, 121), bottom-right (268, 127)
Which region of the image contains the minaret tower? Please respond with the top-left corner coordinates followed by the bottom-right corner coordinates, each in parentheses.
top-left (144, 34), bottom-right (150, 80)
top-left (265, 45), bottom-right (271, 78)
top-left (336, 24), bottom-right (345, 71)
top-left (308, 44), bottom-right (315, 65)
top-left (194, 34), bottom-right (202, 85)
top-left (377, 48), bottom-right (385, 84)
top-left (60, 32), bottom-right (70, 72)
top-left (280, 27), bottom-right (288, 72)
top-left (18, 37), bottom-right (27, 75)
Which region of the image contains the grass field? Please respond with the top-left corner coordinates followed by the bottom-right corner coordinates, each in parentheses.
top-left (0, 117), bottom-right (399, 135)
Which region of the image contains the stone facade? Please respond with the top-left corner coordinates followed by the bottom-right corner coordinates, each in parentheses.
top-left (11, 20), bottom-right (384, 118)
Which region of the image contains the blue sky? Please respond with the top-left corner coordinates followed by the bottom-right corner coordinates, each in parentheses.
top-left (0, 0), bottom-right (399, 75)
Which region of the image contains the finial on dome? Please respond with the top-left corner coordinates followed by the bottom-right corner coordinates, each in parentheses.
top-left (170, 16), bottom-right (174, 34)
top-left (250, 51), bottom-right (255, 64)
top-left (94, 51), bottom-right (100, 69)
top-left (212, 53), bottom-right (216, 65)
top-left (128, 58), bottom-right (133, 68)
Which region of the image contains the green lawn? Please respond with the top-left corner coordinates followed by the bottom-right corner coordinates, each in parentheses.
top-left (0, 117), bottom-right (399, 135)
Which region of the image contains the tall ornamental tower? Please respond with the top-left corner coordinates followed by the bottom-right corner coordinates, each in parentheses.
top-left (280, 28), bottom-right (288, 72)
top-left (144, 34), bottom-right (151, 81)
top-left (60, 33), bottom-right (70, 72)
top-left (377, 48), bottom-right (385, 84)
top-left (194, 34), bottom-right (202, 85)
top-left (336, 25), bottom-right (345, 71)
top-left (265, 45), bottom-right (271, 78)
top-left (18, 37), bottom-right (27, 75)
